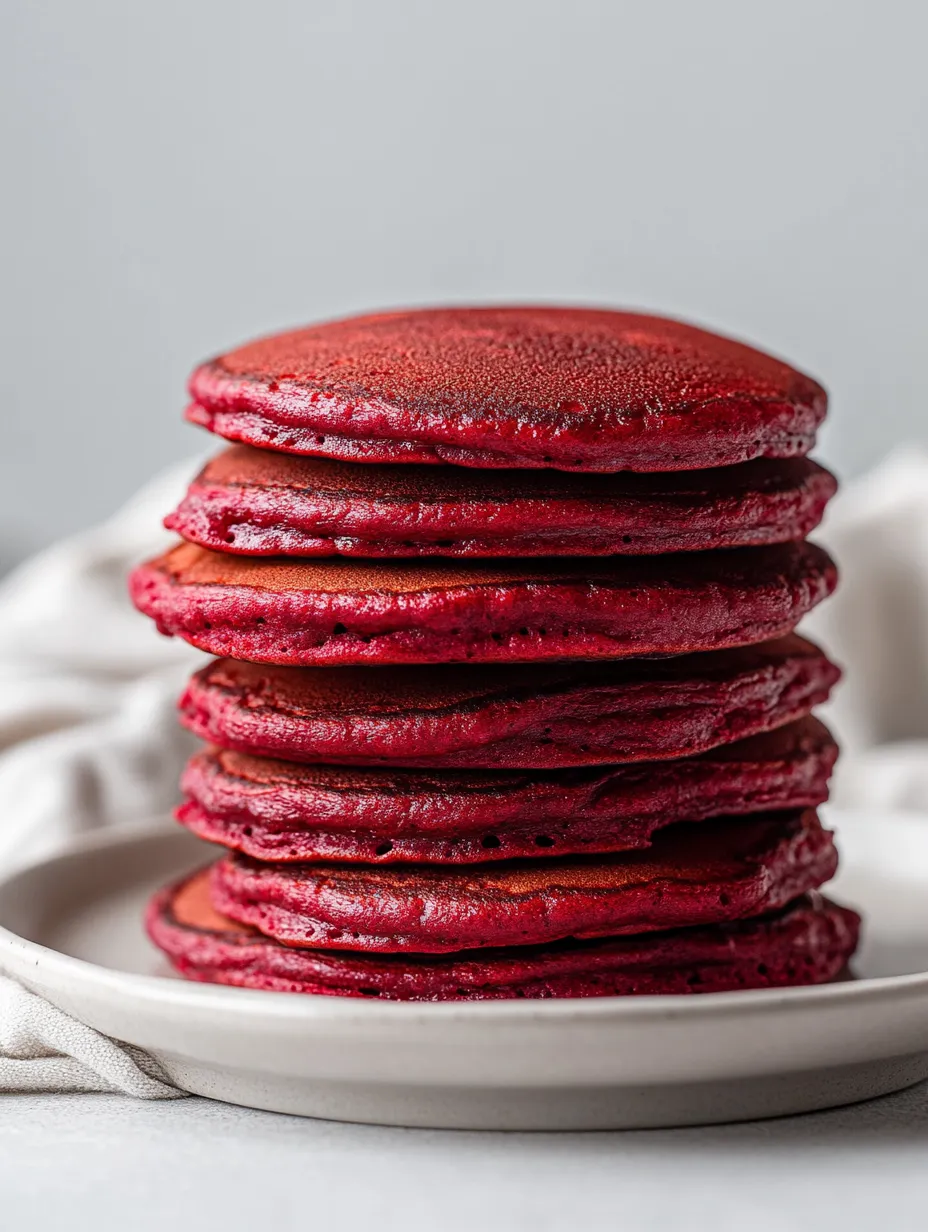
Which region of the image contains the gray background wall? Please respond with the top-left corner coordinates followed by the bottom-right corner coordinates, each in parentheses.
top-left (3, 0), bottom-right (926, 572)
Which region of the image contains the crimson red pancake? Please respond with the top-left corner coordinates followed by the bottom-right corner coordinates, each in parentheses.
top-left (210, 810), bottom-right (837, 952)
top-left (166, 447), bottom-right (837, 558)
top-left (186, 307), bottom-right (826, 473)
top-left (130, 540), bottom-right (836, 666)
top-left (178, 717), bottom-right (838, 863)
top-left (148, 871), bottom-right (859, 999)
top-left (179, 636), bottom-right (839, 769)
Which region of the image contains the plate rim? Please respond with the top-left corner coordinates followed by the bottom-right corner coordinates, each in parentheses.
top-left (3, 816), bottom-right (928, 1029)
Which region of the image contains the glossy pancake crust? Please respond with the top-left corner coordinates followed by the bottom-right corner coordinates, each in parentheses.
top-left (178, 636), bottom-right (840, 769)
top-left (210, 810), bottom-right (837, 952)
top-left (130, 541), bottom-right (837, 666)
top-left (186, 307), bottom-right (826, 473)
top-left (148, 873), bottom-right (859, 1000)
top-left (177, 718), bottom-right (838, 863)
top-left (166, 448), bottom-right (837, 558)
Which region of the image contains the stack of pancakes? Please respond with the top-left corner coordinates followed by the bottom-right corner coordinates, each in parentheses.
top-left (132, 306), bottom-right (859, 1000)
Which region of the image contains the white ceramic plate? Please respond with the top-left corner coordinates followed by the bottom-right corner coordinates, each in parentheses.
top-left (1, 807), bottom-right (928, 1130)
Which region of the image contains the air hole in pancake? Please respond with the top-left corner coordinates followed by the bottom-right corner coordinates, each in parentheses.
top-left (481, 834), bottom-right (501, 849)
top-left (534, 835), bottom-right (555, 848)
top-left (375, 841), bottom-right (394, 856)
top-left (332, 622), bottom-right (347, 635)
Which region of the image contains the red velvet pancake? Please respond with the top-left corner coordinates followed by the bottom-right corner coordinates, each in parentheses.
top-left (130, 540), bottom-right (836, 666)
top-left (209, 810), bottom-right (838, 952)
top-left (177, 717), bottom-right (838, 863)
top-left (166, 447), bottom-right (837, 558)
top-left (179, 636), bottom-right (840, 769)
top-left (186, 307), bottom-right (826, 473)
top-left (148, 872), bottom-right (859, 999)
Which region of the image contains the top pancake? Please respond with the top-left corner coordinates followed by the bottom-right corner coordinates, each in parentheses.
top-left (166, 446), bottom-right (837, 558)
top-left (186, 306), bottom-right (827, 473)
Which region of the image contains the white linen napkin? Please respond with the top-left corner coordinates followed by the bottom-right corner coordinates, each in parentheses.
top-left (0, 448), bottom-right (926, 1096)
top-left (0, 975), bottom-right (184, 1096)
top-left (802, 448), bottom-right (928, 807)
top-left (0, 461), bottom-right (202, 1095)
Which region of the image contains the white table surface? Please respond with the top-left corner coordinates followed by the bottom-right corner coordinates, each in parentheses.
top-left (4, 1084), bottom-right (928, 1230)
